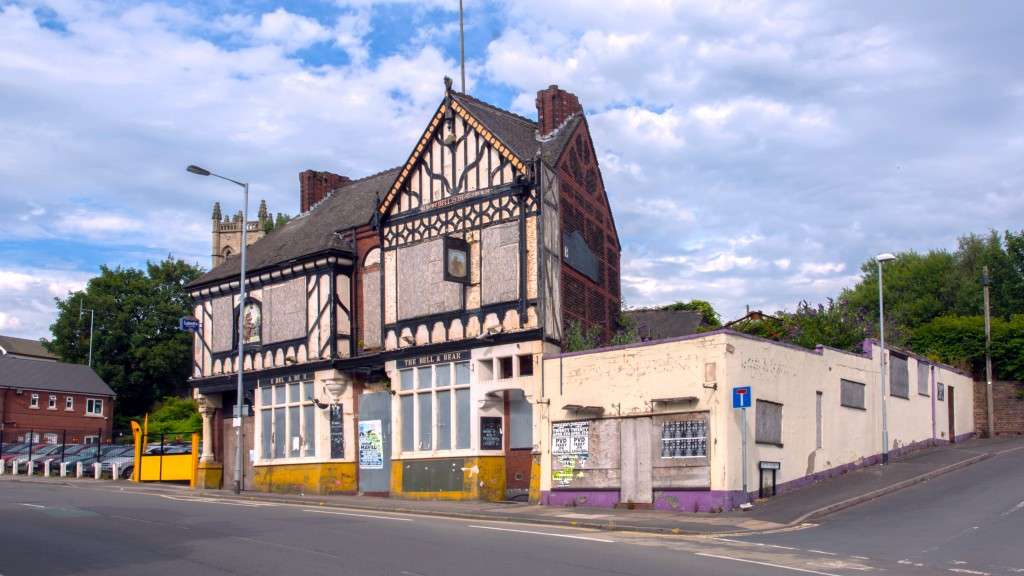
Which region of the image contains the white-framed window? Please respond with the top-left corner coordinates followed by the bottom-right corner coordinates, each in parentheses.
top-left (66, 396), bottom-right (74, 411)
top-left (86, 398), bottom-right (103, 416)
top-left (83, 435), bottom-right (99, 445)
top-left (398, 361), bottom-right (471, 453)
top-left (30, 393), bottom-right (39, 409)
top-left (259, 381), bottom-right (316, 460)
top-left (48, 394), bottom-right (57, 410)
top-left (43, 433), bottom-right (59, 444)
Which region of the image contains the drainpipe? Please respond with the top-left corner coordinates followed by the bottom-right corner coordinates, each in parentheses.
top-left (930, 365), bottom-right (936, 441)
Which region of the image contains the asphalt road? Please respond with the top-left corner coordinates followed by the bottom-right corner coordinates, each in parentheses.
top-left (1, 447), bottom-right (1022, 576)
top-left (729, 444), bottom-right (1024, 576)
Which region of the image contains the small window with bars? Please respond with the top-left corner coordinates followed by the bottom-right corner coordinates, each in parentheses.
top-left (660, 419), bottom-right (707, 458)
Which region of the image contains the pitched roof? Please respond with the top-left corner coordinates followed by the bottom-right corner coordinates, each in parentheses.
top-left (190, 167), bottom-right (401, 288)
top-left (0, 335), bottom-right (57, 360)
top-left (624, 309), bottom-right (703, 341)
top-left (452, 91), bottom-right (581, 168)
top-left (0, 356), bottom-right (115, 396)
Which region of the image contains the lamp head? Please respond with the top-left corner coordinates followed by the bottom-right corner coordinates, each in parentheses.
top-left (876, 252), bottom-right (896, 263)
top-left (187, 165), bottom-right (211, 176)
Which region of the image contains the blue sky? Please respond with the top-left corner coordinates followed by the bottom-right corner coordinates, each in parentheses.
top-left (2, 0), bottom-right (1023, 339)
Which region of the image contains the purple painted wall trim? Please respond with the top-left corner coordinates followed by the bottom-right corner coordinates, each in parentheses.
top-left (541, 490), bottom-right (621, 508)
top-left (653, 490), bottom-right (747, 513)
top-left (541, 435), bottom-right (977, 512)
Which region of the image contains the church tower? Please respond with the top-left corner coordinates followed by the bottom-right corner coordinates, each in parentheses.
top-left (210, 200), bottom-right (270, 268)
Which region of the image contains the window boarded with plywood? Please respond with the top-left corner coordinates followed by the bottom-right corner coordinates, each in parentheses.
top-left (917, 361), bottom-right (930, 396)
top-left (841, 379), bottom-right (866, 410)
top-left (755, 400), bottom-right (783, 446)
top-left (890, 353), bottom-right (909, 399)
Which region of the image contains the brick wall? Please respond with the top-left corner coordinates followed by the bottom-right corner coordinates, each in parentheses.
top-left (354, 224), bottom-right (380, 352)
top-left (299, 170), bottom-right (351, 213)
top-left (974, 380), bottom-right (1024, 436)
top-left (1, 388), bottom-right (114, 437)
top-left (554, 117), bottom-right (620, 344)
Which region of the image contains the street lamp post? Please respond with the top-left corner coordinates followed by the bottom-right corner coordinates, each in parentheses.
top-left (78, 298), bottom-right (95, 368)
top-left (876, 252), bottom-right (896, 465)
top-left (187, 164), bottom-right (248, 495)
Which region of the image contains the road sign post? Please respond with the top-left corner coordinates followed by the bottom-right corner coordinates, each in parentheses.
top-left (733, 386), bottom-right (752, 503)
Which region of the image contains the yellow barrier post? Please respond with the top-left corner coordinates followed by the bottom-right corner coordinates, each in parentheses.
top-left (190, 433), bottom-right (199, 489)
top-left (130, 421), bottom-right (142, 483)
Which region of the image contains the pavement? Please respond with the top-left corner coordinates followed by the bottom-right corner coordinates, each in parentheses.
top-left (5, 435), bottom-right (1022, 537)
top-left (2, 437), bottom-right (1023, 575)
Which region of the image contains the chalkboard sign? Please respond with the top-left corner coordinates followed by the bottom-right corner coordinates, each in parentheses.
top-left (480, 416), bottom-right (503, 450)
top-left (330, 404), bottom-right (344, 459)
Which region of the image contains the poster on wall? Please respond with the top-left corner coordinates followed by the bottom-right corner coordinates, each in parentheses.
top-left (359, 420), bottom-right (384, 470)
top-left (552, 421), bottom-right (589, 456)
top-left (330, 404), bottom-right (344, 459)
top-left (480, 416), bottom-right (503, 450)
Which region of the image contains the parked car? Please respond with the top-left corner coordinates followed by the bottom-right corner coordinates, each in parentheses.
top-left (13, 444), bottom-right (63, 473)
top-left (0, 443), bottom-right (31, 465)
top-left (45, 444), bottom-right (96, 474)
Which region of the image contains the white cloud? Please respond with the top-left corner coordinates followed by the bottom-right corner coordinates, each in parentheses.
top-left (773, 258), bottom-right (791, 270)
top-left (799, 261), bottom-right (846, 275)
top-left (0, 267), bottom-right (92, 338)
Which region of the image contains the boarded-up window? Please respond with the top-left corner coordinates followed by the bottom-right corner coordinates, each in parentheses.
top-left (262, 277), bottom-right (306, 344)
top-left (481, 222), bottom-right (520, 305)
top-left (755, 400), bottom-right (783, 446)
top-left (840, 379), bottom-right (866, 409)
top-left (890, 353), bottom-right (909, 399)
top-left (917, 361), bottom-right (930, 396)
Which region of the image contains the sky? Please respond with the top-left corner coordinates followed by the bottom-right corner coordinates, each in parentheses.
top-left (1, 0), bottom-right (1022, 339)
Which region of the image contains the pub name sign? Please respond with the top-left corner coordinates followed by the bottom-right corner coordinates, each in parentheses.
top-left (399, 350), bottom-right (469, 369)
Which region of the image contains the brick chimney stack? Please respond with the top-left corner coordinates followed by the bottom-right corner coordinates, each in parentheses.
top-left (536, 85), bottom-right (583, 138)
top-left (299, 170), bottom-right (351, 213)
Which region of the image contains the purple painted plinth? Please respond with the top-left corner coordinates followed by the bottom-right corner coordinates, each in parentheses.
top-left (653, 490), bottom-right (746, 513)
top-left (540, 490), bottom-right (620, 508)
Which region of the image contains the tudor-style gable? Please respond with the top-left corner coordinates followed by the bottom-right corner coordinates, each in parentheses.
top-left (380, 84), bottom-right (530, 218)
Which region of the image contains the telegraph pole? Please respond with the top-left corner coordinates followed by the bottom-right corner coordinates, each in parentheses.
top-left (983, 266), bottom-right (995, 438)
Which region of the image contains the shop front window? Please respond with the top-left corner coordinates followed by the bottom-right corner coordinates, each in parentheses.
top-left (259, 381), bottom-right (316, 460)
top-left (398, 361), bottom-right (471, 454)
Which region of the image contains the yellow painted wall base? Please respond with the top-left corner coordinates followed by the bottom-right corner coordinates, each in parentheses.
top-left (390, 456), bottom-right (507, 502)
top-left (139, 454), bottom-right (194, 482)
top-left (528, 453), bottom-right (542, 504)
top-left (253, 462), bottom-right (357, 495)
top-left (196, 462), bottom-right (223, 490)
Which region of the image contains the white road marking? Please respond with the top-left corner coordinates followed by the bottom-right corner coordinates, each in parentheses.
top-left (468, 525), bottom-right (615, 543)
top-left (1002, 500), bottom-right (1024, 517)
top-left (303, 509), bottom-right (413, 522)
top-left (159, 495), bottom-right (275, 507)
top-left (807, 549), bottom-right (838, 556)
top-left (712, 537), bottom-right (798, 551)
top-left (948, 569), bottom-right (989, 575)
top-left (695, 552), bottom-right (845, 576)
top-left (19, 503), bottom-right (45, 509)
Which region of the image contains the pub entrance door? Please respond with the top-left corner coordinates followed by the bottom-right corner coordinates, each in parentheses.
top-left (358, 392), bottom-right (391, 494)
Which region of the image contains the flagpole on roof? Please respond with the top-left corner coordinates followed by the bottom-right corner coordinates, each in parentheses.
top-left (459, 0), bottom-right (466, 92)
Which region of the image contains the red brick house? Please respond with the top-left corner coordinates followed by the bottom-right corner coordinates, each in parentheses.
top-left (0, 355), bottom-right (116, 444)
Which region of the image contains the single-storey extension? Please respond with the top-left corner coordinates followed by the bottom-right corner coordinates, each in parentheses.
top-left (538, 330), bottom-right (974, 511)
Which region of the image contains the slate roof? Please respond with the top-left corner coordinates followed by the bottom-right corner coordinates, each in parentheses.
top-left (190, 92), bottom-right (583, 290)
top-left (0, 335), bottom-right (57, 360)
top-left (190, 167), bottom-right (401, 288)
top-left (625, 309), bottom-right (703, 341)
top-left (451, 92), bottom-right (581, 167)
top-left (0, 355), bottom-right (116, 396)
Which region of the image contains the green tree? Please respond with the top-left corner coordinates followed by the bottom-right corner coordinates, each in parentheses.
top-left (731, 300), bottom-right (869, 353)
top-left (45, 257), bottom-right (204, 426)
top-left (563, 320), bottom-right (601, 353)
top-left (147, 396), bottom-right (202, 435)
top-left (660, 299), bottom-right (721, 328)
top-left (910, 315), bottom-right (1024, 381)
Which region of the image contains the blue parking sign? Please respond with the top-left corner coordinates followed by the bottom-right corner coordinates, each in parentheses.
top-left (733, 386), bottom-right (751, 409)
